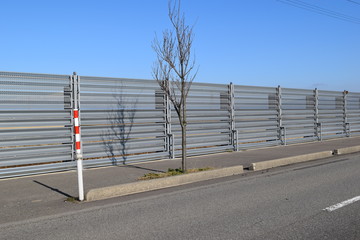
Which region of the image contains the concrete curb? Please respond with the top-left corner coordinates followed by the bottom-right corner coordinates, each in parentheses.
top-left (86, 165), bottom-right (244, 201)
top-left (250, 151), bottom-right (333, 171)
top-left (333, 145), bottom-right (360, 155)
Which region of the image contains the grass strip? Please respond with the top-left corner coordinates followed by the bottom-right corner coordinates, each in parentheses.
top-left (138, 167), bottom-right (214, 180)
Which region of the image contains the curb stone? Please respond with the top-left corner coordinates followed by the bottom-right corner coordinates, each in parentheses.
top-left (86, 165), bottom-right (244, 201)
top-left (333, 145), bottom-right (360, 155)
top-left (250, 151), bottom-right (333, 171)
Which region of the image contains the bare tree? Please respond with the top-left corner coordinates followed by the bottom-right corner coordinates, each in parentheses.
top-left (152, 0), bottom-right (198, 172)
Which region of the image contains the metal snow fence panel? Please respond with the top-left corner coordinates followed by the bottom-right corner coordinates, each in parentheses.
top-left (0, 71), bottom-right (74, 178)
top-left (346, 91), bottom-right (360, 135)
top-left (233, 85), bottom-right (279, 149)
top-left (281, 88), bottom-right (317, 144)
top-left (318, 90), bottom-right (346, 139)
top-left (79, 76), bottom-right (168, 167)
top-left (1, 70), bottom-right (359, 179)
top-left (171, 82), bottom-right (233, 156)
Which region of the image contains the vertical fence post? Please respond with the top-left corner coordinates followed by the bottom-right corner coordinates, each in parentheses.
top-left (66, 77), bottom-right (75, 162)
top-left (164, 92), bottom-right (174, 159)
top-left (343, 90), bottom-right (350, 137)
top-left (229, 83), bottom-right (238, 151)
top-left (314, 88), bottom-right (322, 141)
top-left (71, 72), bottom-right (84, 201)
top-left (276, 86), bottom-right (285, 145)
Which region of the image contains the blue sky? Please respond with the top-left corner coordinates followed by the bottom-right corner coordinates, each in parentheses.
top-left (0, 0), bottom-right (359, 91)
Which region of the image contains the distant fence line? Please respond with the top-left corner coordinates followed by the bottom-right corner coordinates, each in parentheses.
top-left (0, 71), bottom-right (359, 178)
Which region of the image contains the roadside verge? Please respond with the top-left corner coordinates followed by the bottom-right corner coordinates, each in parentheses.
top-left (85, 144), bottom-right (360, 202)
top-left (86, 165), bottom-right (244, 201)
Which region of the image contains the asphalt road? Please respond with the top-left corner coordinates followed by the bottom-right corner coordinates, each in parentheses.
top-left (1, 153), bottom-right (360, 240)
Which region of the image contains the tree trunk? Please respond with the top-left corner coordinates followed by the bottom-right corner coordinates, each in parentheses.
top-left (181, 123), bottom-right (187, 172)
top-left (181, 95), bottom-right (187, 172)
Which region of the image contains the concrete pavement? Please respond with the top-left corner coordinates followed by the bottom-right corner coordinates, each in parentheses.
top-left (0, 136), bottom-right (360, 223)
top-left (2, 149), bottom-right (360, 240)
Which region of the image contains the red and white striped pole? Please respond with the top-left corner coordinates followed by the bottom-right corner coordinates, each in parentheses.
top-left (74, 108), bottom-right (84, 201)
top-left (72, 72), bottom-right (84, 201)
top-left (74, 109), bottom-right (82, 156)
top-left (74, 109), bottom-right (84, 201)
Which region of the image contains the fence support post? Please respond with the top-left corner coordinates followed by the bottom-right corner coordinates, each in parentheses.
top-left (229, 83), bottom-right (238, 151)
top-left (276, 86), bottom-right (285, 145)
top-left (343, 90), bottom-right (350, 137)
top-left (164, 91), bottom-right (174, 159)
top-left (66, 79), bottom-right (75, 162)
top-left (314, 88), bottom-right (322, 141)
top-left (71, 72), bottom-right (84, 201)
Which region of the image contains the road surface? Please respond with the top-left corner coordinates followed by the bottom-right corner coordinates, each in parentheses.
top-left (1, 153), bottom-right (360, 239)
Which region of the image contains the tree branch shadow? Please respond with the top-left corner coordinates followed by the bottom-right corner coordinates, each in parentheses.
top-left (102, 87), bottom-right (138, 166)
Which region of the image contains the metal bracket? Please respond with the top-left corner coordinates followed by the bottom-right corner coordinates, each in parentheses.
top-left (279, 126), bottom-right (286, 145)
top-left (345, 122), bottom-right (350, 137)
top-left (316, 122), bottom-right (322, 141)
top-left (167, 133), bottom-right (175, 159)
top-left (232, 130), bottom-right (239, 151)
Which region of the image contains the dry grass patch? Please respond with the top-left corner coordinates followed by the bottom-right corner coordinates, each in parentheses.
top-left (138, 167), bottom-right (214, 180)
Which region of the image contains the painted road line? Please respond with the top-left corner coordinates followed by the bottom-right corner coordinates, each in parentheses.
top-left (324, 196), bottom-right (360, 212)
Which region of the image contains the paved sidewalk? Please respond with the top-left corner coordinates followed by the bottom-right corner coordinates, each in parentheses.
top-left (1, 136), bottom-right (360, 224)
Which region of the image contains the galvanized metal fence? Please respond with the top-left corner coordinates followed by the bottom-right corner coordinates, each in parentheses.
top-left (0, 71), bottom-right (359, 178)
top-left (0, 72), bottom-right (74, 178)
top-left (79, 76), bottom-right (169, 167)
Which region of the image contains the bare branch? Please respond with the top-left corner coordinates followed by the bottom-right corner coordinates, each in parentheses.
top-left (152, 0), bottom-right (198, 172)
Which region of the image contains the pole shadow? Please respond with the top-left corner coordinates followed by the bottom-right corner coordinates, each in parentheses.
top-left (33, 180), bottom-right (73, 198)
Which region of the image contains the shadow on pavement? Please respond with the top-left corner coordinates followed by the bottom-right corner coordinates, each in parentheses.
top-left (33, 180), bottom-right (73, 198)
top-left (120, 164), bottom-right (166, 173)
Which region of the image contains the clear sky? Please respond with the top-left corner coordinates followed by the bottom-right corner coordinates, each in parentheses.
top-left (1, 0), bottom-right (359, 91)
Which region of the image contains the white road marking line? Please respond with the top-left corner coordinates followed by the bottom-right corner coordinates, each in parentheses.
top-left (324, 196), bottom-right (360, 212)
